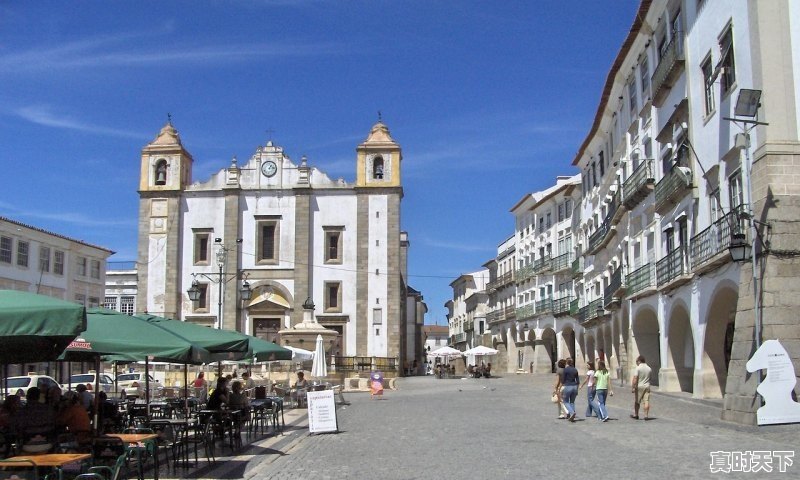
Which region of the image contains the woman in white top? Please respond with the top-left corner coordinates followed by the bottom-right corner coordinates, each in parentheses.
top-left (579, 361), bottom-right (601, 418)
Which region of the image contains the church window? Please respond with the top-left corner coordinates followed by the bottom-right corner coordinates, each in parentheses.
top-left (90, 259), bottom-right (101, 279)
top-left (324, 227), bottom-right (343, 264)
top-left (54, 250), bottom-right (64, 275)
top-left (154, 159), bottom-right (168, 185)
top-left (39, 246), bottom-right (50, 272)
top-left (0, 236), bottom-right (11, 264)
top-left (325, 281), bottom-right (342, 313)
top-left (256, 219), bottom-right (280, 265)
top-left (192, 283), bottom-right (209, 311)
top-left (194, 231), bottom-right (211, 265)
top-left (372, 156), bottom-right (384, 180)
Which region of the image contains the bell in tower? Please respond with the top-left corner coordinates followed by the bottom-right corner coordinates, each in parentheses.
top-left (356, 118), bottom-right (402, 188)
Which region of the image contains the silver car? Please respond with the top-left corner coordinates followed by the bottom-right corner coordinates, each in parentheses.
top-left (116, 373), bottom-right (163, 399)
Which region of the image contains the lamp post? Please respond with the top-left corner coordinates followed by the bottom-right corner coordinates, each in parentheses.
top-left (723, 89), bottom-right (769, 355)
top-left (187, 238), bottom-right (253, 330)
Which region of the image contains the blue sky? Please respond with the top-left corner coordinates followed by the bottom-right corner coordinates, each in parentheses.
top-left (0, 1), bottom-right (639, 325)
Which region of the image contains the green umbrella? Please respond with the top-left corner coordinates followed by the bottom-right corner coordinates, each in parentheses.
top-left (0, 290), bottom-right (86, 364)
top-left (246, 335), bottom-right (292, 362)
top-left (61, 308), bottom-right (210, 364)
top-left (134, 313), bottom-right (250, 362)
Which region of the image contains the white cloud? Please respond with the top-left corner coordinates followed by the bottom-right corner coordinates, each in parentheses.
top-left (15, 105), bottom-right (144, 139)
top-left (0, 202), bottom-right (134, 229)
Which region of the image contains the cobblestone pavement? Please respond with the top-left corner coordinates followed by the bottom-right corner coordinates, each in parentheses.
top-left (163, 374), bottom-right (799, 480)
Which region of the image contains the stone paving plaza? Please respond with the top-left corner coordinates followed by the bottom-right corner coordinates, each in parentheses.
top-left (163, 374), bottom-right (798, 480)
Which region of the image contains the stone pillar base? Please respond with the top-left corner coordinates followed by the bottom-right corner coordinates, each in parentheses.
top-left (532, 343), bottom-right (553, 374)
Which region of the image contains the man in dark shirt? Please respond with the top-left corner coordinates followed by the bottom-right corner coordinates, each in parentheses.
top-left (560, 358), bottom-right (580, 422)
top-left (12, 387), bottom-right (56, 453)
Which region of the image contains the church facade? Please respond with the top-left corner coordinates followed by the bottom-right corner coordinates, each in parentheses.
top-left (135, 120), bottom-right (409, 360)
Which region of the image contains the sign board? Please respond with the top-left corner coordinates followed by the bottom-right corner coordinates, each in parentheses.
top-left (307, 390), bottom-right (338, 433)
top-left (746, 339), bottom-right (800, 425)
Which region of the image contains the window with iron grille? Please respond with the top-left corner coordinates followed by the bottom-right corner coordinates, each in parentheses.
top-left (121, 296), bottom-right (135, 315)
top-left (103, 296), bottom-right (117, 310)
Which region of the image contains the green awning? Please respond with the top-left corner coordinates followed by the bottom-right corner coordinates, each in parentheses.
top-left (61, 308), bottom-right (211, 364)
top-left (0, 290), bottom-right (86, 364)
top-left (134, 313), bottom-right (250, 362)
top-left (245, 335), bottom-right (292, 362)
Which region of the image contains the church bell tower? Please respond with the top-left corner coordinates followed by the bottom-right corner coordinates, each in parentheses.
top-left (356, 120), bottom-right (402, 187)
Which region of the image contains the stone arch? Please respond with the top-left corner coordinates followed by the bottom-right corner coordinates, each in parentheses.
top-left (632, 306), bottom-right (661, 386)
top-left (666, 302), bottom-right (694, 393)
top-left (540, 328), bottom-right (557, 373)
top-left (559, 325), bottom-right (577, 361)
top-left (700, 283), bottom-right (739, 398)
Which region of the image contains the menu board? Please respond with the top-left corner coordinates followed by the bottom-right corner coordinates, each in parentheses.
top-left (307, 390), bottom-right (338, 433)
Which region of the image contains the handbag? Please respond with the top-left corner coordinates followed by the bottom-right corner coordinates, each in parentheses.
top-left (550, 392), bottom-right (559, 403)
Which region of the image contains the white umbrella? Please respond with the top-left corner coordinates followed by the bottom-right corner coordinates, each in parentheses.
top-left (462, 345), bottom-right (498, 356)
top-left (428, 346), bottom-right (463, 358)
top-left (310, 334), bottom-right (327, 378)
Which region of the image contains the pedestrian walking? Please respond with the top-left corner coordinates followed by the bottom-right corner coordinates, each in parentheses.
top-left (553, 359), bottom-right (569, 419)
top-left (579, 361), bottom-right (601, 418)
top-left (594, 360), bottom-right (613, 422)
top-left (631, 355), bottom-right (652, 420)
top-left (561, 358), bottom-right (580, 422)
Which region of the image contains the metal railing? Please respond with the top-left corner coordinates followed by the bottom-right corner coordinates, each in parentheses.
top-left (571, 256), bottom-right (583, 278)
top-left (656, 246), bottom-right (689, 286)
top-left (515, 264), bottom-right (535, 283)
top-left (569, 298), bottom-right (580, 316)
top-left (553, 296), bottom-right (573, 316)
top-left (578, 299), bottom-right (604, 324)
top-left (626, 263), bottom-right (656, 297)
top-left (604, 266), bottom-right (624, 307)
top-left (690, 208), bottom-right (745, 269)
top-left (453, 332), bottom-right (467, 344)
top-left (588, 222), bottom-right (610, 253)
top-left (334, 356), bottom-right (399, 372)
top-left (486, 270), bottom-right (514, 291)
top-left (623, 159), bottom-right (655, 209)
top-left (652, 34), bottom-right (684, 105)
top-left (607, 190), bottom-right (622, 225)
top-left (488, 305), bottom-right (517, 325)
top-left (534, 255), bottom-right (552, 274)
top-left (551, 252), bottom-right (572, 273)
top-left (655, 167), bottom-right (691, 211)
top-left (535, 297), bottom-right (553, 315)
top-left (515, 304), bottom-right (535, 321)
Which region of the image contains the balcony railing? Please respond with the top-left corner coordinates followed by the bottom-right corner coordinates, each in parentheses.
top-left (587, 217), bottom-right (617, 254)
top-left (626, 263), bottom-right (656, 298)
top-left (690, 208), bottom-right (745, 271)
top-left (578, 299), bottom-right (604, 325)
top-left (654, 166), bottom-right (692, 212)
top-left (571, 256), bottom-right (583, 278)
top-left (603, 266), bottom-right (625, 307)
top-left (463, 321), bottom-right (474, 332)
top-left (534, 255), bottom-right (552, 274)
top-left (535, 297), bottom-right (553, 315)
top-left (607, 189), bottom-right (624, 226)
top-left (515, 264), bottom-right (535, 283)
top-left (486, 270), bottom-right (514, 292)
top-left (553, 296), bottom-right (573, 316)
top-left (652, 34), bottom-right (685, 107)
top-left (551, 252), bottom-right (572, 273)
top-left (453, 332), bottom-right (467, 344)
top-left (569, 298), bottom-right (580, 316)
top-left (487, 305), bottom-right (517, 325)
top-left (623, 159), bottom-right (655, 209)
top-left (516, 304), bottom-right (535, 321)
top-left (657, 246), bottom-right (689, 287)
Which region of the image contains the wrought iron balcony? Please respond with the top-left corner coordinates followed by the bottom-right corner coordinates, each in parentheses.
top-left (534, 255), bottom-right (552, 274)
top-left (657, 246), bottom-right (689, 287)
top-left (463, 321), bottom-right (474, 332)
top-left (487, 305), bottom-right (517, 325)
top-left (652, 34), bottom-right (685, 107)
top-left (553, 296), bottom-right (573, 316)
top-left (587, 216), bottom-right (617, 254)
top-left (569, 298), bottom-right (580, 316)
top-left (571, 256), bottom-right (583, 278)
top-left (515, 303), bottom-right (535, 321)
top-left (626, 263), bottom-right (656, 298)
top-left (690, 208), bottom-right (746, 273)
top-left (607, 189), bottom-right (624, 226)
top-left (623, 159), bottom-right (655, 209)
top-left (515, 264), bottom-right (535, 283)
top-left (551, 252), bottom-right (573, 273)
top-left (654, 166), bottom-right (692, 212)
top-left (578, 299), bottom-right (604, 325)
top-left (535, 297), bottom-right (553, 316)
top-left (603, 266), bottom-right (625, 308)
top-left (454, 332), bottom-right (467, 344)
top-left (486, 270), bottom-right (515, 292)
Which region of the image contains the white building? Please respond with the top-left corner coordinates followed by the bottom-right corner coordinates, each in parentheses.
top-left (136, 119), bottom-right (412, 362)
top-left (0, 216), bottom-right (113, 305)
top-left (446, 269), bottom-right (488, 353)
top-left (484, 235), bottom-right (516, 372)
top-left (103, 261), bottom-right (138, 315)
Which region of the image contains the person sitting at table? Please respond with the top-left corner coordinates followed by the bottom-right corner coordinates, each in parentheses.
top-left (12, 387), bottom-right (56, 453)
top-left (292, 371), bottom-right (308, 407)
top-left (96, 391), bottom-right (120, 433)
top-left (242, 372), bottom-right (256, 396)
top-left (46, 385), bottom-right (63, 409)
top-left (484, 362), bottom-right (492, 378)
top-left (206, 377), bottom-right (229, 410)
top-left (0, 394), bottom-right (21, 430)
top-left (56, 391), bottom-right (91, 446)
top-left (75, 384), bottom-right (93, 412)
top-left (228, 381), bottom-right (251, 425)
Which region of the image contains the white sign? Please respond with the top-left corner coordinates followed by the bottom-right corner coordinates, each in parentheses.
top-left (307, 390), bottom-right (338, 433)
top-left (746, 339), bottom-right (800, 425)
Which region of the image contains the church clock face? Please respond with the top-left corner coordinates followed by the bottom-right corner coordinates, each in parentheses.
top-left (261, 160), bottom-right (277, 177)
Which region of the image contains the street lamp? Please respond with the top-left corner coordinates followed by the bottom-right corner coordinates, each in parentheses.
top-left (728, 233), bottom-right (751, 263)
top-left (187, 238), bottom-right (252, 329)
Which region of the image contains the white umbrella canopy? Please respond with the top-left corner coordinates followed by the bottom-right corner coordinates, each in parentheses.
top-left (462, 345), bottom-right (499, 356)
top-left (428, 346), bottom-right (463, 358)
top-left (310, 334), bottom-right (327, 378)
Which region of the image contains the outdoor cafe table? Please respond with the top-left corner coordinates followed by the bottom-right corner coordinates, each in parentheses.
top-left (148, 418), bottom-right (197, 467)
top-left (251, 397), bottom-right (285, 427)
top-left (0, 453), bottom-right (92, 480)
top-left (105, 433), bottom-right (160, 480)
top-left (198, 409), bottom-right (242, 450)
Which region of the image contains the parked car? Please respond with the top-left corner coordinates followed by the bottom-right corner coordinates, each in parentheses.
top-left (68, 372), bottom-right (115, 394)
top-left (116, 373), bottom-right (163, 399)
top-left (2, 374), bottom-right (63, 400)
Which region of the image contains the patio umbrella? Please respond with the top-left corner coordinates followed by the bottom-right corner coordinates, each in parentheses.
top-left (134, 313), bottom-right (251, 362)
top-left (246, 336), bottom-right (292, 362)
top-left (428, 346), bottom-right (463, 359)
top-left (462, 345), bottom-right (498, 370)
top-left (0, 290), bottom-right (86, 364)
top-left (284, 345), bottom-right (314, 361)
top-left (310, 334), bottom-right (327, 379)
